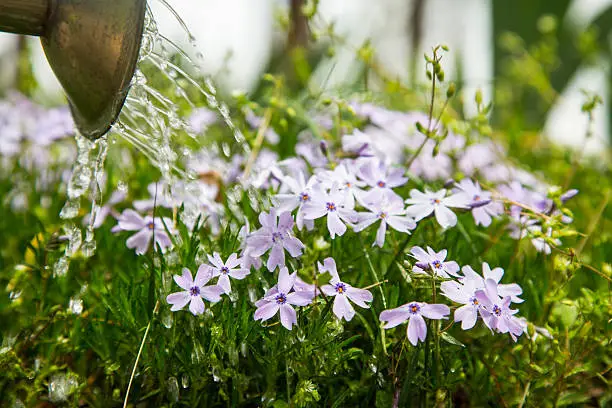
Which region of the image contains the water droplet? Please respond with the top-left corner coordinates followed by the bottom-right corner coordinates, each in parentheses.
top-left (53, 257), bottom-right (69, 278)
top-left (9, 291), bottom-right (22, 301)
top-left (166, 376), bottom-right (179, 402)
top-left (68, 298), bottom-right (83, 315)
top-left (48, 373), bottom-right (78, 403)
top-left (161, 311), bottom-right (173, 329)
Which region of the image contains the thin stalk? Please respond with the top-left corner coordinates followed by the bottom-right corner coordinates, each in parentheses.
top-left (123, 301), bottom-right (160, 408)
top-left (243, 107), bottom-right (273, 179)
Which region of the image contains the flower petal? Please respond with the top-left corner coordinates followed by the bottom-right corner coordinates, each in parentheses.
top-left (278, 267), bottom-right (296, 294)
top-left (267, 244), bottom-right (285, 272)
top-left (327, 212), bottom-right (347, 238)
top-left (286, 291), bottom-right (313, 306)
top-left (200, 285), bottom-right (224, 302)
top-left (188, 296), bottom-right (205, 315)
top-left (420, 303), bottom-right (450, 320)
top-left (346, 287), bottom-right (373, 308)
top-left (166, 292), bottom-right (190, 311)
top-left (174, 268), bottom-right (194, 290)
top-left (195, 264), bottom-right (213, 286)
top-left (434, 204), bottom-right (457, 229)
top-left (254, 302), bottom-right (280, 322)
top-left (217, 275), bottom-right (232, 294)
top-left (380, 307), bottom-right (410, 328)
top-left (279, 304), bottom-right (297, 330)
top-left (126, 229), bottom-right (152, 255)
top-left (333, 294), bottom-right (355, 321)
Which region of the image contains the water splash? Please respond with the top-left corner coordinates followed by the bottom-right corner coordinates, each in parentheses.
top-left (55, 0), bottom-right (248, 273)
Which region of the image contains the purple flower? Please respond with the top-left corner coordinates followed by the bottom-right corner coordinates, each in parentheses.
top-left (166, 266), bottom-right (225, 315)
top-left (273, 172), bottom-right (318, 231)
top-left (409, 246), bottom-right (460, 278)
top-left (379, 302), bottom-right (450, 346)
top-left (404, 188), bottom-right (470, 229)
top-left (440, 262), bottom-right (523, 331)
top-left (206, 252), bottom-right (250, 294)
top-left (302, 184), bottom-right (358, 238)
top-left (238, 222), bottom-right (263, 270)
top-left (254, 267), bottom-right (313, 330)
top-left (475, 279), bottom-right (524, 341)
top-left (318, 163), bottom-right (366, 209)
top-left (114, 209), bottom-right (175, 255)
top-left (318, 257), bottom-right (373, 321)
top-left (358, 158), bottom-right (408, 191)
top-left (453, 179), bottom-right (504, 227)
top-left (246, 209), bottom-right (305, 271)
top-left (354, 191), bottom-right (416, 247)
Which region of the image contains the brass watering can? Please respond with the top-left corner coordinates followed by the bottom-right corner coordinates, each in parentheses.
top-left (0, 0), bottom-right (147, 140)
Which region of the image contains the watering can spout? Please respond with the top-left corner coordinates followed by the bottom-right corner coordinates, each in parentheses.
top-left (0, 0), bottom-right (147, 140)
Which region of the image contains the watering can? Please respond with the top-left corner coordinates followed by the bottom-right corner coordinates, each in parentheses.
top-left (0, 0), bottom-right (147, 140)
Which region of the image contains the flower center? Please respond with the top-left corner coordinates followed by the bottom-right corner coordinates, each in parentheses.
top-left (275, 293), bottom-right (287, 304)
top-left (345, 182), bottom-right (352, 188)
top-left (408, 303), bottom-right (420, 314)
top-left (220, 266), bottom-right (229, 275)
top-left (492, 304), bottom-right (502, 316)
top-left (432, 260), bottom-right (443, 269)
top-left (326, 202), bottom-right (337, 212)
top-left (377, 180), bottom-right (386, 188)
top-left (378, 211), bottom-right (388, 219)
top-left (190, 286), bottom-right (201, 297)
top-left (473, 195), bottom-right (481, 201)
top-left (335, 282), bottom-right (346, 294)
top-left (431, 198), bottom-right (441, 205)
top-left (300, 192), bottom-right (310, 202)
top-left (147, 221), bottom-right (155, 230)
top-left (272, 232), bottom-right (283, 243)
top-left (470, 296), bottom-right (479, 306)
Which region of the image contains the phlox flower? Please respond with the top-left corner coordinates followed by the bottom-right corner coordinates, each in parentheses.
top-left (354, 192), bottom-right (416, 247)
top-left (357, 159), bottom-right (407, 204)
top-left (302, 184), bottom-right (358, 239)
top-left (113, 209), bottom-right (175, 255)
top-left (206, 252), bottom-right (250, 294)
top-left (238, 222), bottom-right (262, 270)
top-left (318, 162), bottom-right (366, 209)
top-left (254, 267), bottom-right (313, 330)
top-left (440, 263), bottom-right (523, 330)
top-left (453, 179), bottom-right (504, 227)
top-left (475, 279), bottom-right (524, 341)
top-left (246, 209), bottom-right (305, 271)
top-left (409, 246), bottom-right (460, 278)
top-left (379, 302), bottom-right (450, 346)
top-left (358, 159), bottom-right (408, 190)
top-left (166, 266), bottom-right (224, 315)
top-left (273, 172), bottom-right (318, 230)
top-left (404, 188), bottom-right (470, 229)
top-left (318, 257), bottom-right (373, 321)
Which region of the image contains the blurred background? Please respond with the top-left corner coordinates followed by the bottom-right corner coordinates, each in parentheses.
top-left (0, 0), bottom-right (611, 154)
